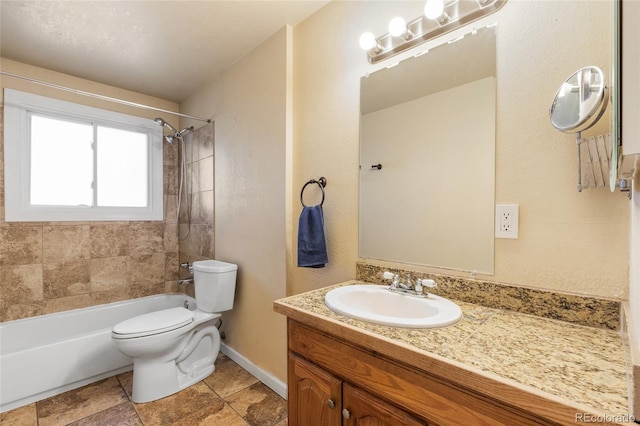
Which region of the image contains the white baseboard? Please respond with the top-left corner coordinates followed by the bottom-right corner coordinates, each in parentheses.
top-left (220, 342), bottom-right (287, 399)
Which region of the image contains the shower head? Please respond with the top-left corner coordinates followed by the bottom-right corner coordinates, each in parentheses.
top-left (154, 117), bottom-right (179, 135)
top-left (154, 118), bottom-right (195, 144)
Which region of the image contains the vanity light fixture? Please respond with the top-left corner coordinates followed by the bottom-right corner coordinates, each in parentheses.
top-left (424, 0), bottom-right (449, 25)
top-left (359, 32), bottom-right (381, 52)
top-left (388, 16), bottom-right (413, 40)
top-left (359, 0), bottom-right (507, 64)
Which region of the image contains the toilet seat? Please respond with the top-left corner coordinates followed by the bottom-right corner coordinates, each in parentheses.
top-left (112, 307), bottom-right (195, 339)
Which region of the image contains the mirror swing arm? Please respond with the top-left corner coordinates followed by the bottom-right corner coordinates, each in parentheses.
top-left (573, 132), bottom-right (585, 192)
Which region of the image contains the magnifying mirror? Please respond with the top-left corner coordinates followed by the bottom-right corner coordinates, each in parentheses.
top-left (550, 66), bottom-right (608, 133)
top-left (549, 66), bottom-right (610, 192)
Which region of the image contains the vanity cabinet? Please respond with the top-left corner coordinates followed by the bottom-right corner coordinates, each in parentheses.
top-left (287, 319), bottom-right (557, 426)
top-left (289, 353), bottom-right (425, 425)
top-left (342, 383), bottom-right (426, 426)
top-left (289, 353), bottom-right (341, 426)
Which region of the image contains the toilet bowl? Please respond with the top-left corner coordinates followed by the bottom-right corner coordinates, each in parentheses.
top-left (112, 260), bottom-right (237, 403)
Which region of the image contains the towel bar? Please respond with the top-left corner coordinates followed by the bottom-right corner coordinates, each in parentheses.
top-left (300, 177), bottom-right (327, 207)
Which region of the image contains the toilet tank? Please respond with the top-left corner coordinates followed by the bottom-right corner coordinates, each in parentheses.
top-left (192, 260), bottom-right (238, 313)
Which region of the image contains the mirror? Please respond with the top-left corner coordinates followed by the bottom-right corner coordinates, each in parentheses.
top-left (549, 66), bottom-right (611, 192)
top-left (549, 66), bottom-right (608, 133)
top-left (359, 26), bottom-right (496, 274)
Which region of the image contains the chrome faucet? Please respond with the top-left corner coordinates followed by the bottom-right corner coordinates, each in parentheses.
top-left (178, 278), bottom-right (193, 292)
top-left (397, 273), bottom-right (413, 290)
top-left (180, 262), bottom-right (193, 274)
top-left (178, 262), bottom-right (194, 291)
top-left (382, 271), bottom-right (436, 297)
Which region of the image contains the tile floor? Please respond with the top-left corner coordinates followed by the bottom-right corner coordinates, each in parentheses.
top-left (0, 353), bottom-right (287, 426)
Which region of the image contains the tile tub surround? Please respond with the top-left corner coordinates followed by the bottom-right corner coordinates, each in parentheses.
top-left (178, 123), bottom-right (215, 269)
top-left (274, 282), bottom-right (632, 424)
top-left (357, 262), bottom-right (621, 330)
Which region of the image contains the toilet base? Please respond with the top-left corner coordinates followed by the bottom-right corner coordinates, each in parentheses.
top-left (130, 325), bottom-right (221, 403)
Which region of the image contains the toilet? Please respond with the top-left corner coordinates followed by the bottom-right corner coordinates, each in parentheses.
top-left (111, 260), bottom-right (237, 403)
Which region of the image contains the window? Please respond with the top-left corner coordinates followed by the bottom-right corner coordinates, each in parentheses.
top-left (4, 88), bottom-right (163, 221)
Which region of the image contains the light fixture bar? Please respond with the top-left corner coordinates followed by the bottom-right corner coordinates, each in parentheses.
top-left (363, 0), bottom-right (507, 64)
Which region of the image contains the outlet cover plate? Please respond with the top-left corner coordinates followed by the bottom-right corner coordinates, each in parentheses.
top-left (495, 204), bottom-right (519, 239)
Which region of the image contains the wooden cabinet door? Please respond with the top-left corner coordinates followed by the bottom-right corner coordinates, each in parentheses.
top-left (342, 383), bottom-right (427, 426)
top-left (289, 353), bottom-right (342, 426)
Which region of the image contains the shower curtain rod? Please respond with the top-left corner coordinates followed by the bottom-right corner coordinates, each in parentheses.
top-left (0, 70), bottom-right (212, 124)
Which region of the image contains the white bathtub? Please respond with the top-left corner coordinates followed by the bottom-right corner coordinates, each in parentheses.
top-left (0, 293), bottom-right (195, 413)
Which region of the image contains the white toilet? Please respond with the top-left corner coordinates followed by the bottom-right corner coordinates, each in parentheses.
top-left (111, 260), bottom-right (237, 403)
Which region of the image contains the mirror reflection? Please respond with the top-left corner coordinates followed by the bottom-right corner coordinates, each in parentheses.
top-left (359, 26), bottom-right (496, 274)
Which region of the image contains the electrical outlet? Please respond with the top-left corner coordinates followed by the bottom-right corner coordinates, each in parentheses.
top-left (495, 204), bottom-right (519, 239)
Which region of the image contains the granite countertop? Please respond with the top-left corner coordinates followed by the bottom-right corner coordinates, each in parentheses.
top-left (274, 281), bottom-right (631, 423)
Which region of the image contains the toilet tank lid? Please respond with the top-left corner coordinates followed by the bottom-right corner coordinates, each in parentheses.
top-left (193, 260), bottom-right (238, 273)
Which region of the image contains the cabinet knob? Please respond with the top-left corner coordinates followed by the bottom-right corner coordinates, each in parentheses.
top-left (342, 408), bottom-right (351, 419)
top-left (327, 399), bottom-right (335, 409)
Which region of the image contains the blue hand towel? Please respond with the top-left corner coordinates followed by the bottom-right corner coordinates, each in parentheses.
top-left (297, 205), bottom-right (328, 268)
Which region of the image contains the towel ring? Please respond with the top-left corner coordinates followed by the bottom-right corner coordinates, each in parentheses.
top-left (300, 177), bottom-right (326, 207)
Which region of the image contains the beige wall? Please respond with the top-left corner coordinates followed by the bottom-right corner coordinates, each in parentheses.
top-left (180, 27), bottom-right (290, 382)
top-left (0, 59), bottom-right (181, 321)
top-left (291, 0), bottom-right (629, 299)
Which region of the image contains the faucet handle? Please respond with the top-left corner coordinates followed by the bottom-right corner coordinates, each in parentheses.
top-left (421, 279), bottom-right (437, 289)
top-left (382, 271), bottom-right (395, 280)
top-left (180, 262), bottom-right (193, 275)
top-left (382, 271), bottom-right (401, 289)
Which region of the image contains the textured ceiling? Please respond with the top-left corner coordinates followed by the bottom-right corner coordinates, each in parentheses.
top-left (1, 0), bottom-right (329, 103)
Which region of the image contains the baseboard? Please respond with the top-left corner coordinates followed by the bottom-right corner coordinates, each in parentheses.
top-left (220, 343), bottom-right (287, 399)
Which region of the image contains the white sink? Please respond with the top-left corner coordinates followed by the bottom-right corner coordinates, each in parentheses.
top-left (324, 285), bottom-right (462, 328)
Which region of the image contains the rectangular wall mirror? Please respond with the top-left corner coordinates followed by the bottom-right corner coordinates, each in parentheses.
top-left (359, 25), bottom-right (496, 274)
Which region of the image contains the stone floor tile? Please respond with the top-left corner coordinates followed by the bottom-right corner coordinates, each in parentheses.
top-left (37, 377), bottom-right (128, 426)
top-left (225, 382), bottom-right (287, 426)
top-left (116, 371), bottom-right (134, 399)
top-left (203, 356), bottom-right (259, 398)
top-left (134, 382), bottom-right (223, 424)
top-left (69, 402), bottom-right (142, 426)
top-left (0, 402), bottom-right (38, 426)
top-left (171, 403), bottom-right (249, 426)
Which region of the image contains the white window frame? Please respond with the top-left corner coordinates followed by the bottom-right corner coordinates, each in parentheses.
top-left (3, 88), bottom-right (163, 222)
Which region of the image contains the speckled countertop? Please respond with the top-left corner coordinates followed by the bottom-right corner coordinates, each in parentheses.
top-left (274, 281), bottom-right (632, 424)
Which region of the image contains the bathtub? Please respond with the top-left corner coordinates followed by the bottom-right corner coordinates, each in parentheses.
top-left (0, 293), bottom-right (195, 413)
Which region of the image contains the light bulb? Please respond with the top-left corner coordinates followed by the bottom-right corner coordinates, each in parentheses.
top-left (424, 0), bottom-right (446, 21)
top-left (359, 32), bottom-right (377, 51)
top-left (388, 17), bottom-right (408, 37)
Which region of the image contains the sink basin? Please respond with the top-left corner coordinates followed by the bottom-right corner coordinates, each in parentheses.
top-left (324, 285), bottom-right (462, 328)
